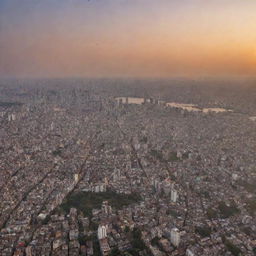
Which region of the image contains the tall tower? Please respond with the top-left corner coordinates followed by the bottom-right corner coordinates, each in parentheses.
top-left (171, 189), bottom-right (178, 203)
top-left (171, 228), bottom-right (180, 247)
top-left (97, 225), bottom-right (107, 240)
top-left (74, 174), bottom-right (79, 183)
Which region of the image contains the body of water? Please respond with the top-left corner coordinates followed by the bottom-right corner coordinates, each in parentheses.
top-left (115, 97), bottom-right (232, 114)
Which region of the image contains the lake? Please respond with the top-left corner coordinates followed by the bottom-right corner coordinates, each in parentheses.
top-left (115, 97), bottom-right (232, 113)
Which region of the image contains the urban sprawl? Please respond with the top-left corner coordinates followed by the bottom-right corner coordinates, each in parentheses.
top-left (1, 80), bottom-right (256, 256)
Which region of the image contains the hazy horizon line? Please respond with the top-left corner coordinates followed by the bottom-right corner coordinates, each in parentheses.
top-left (1, 74), bottom-right (256, 82)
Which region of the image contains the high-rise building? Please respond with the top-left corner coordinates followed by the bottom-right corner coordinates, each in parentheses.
top-left (94, 185), bottom-right (100, 193)
top-left (186, 249), bottom-right (195, 256)
top-left (102, 201), bottom-right (112, 215)
top-left (74, 174), bottom-right (79, 183)
top-left (153, 179), bottom-right (161, 192)
top-left (99, 238), bottom-right (111, 256)
top-left (98, 225), bottom-right (107, 240)
top-left (232, 173), bottom-right (238, 181)
top-left (113, 169), bottom-right (121, 182)
top-left (171, 228), bottom-right (180, 247)
top-left (171, 189), bottom-right (178, 203)
top-left (8, 113), bottom-right (16, 121)
top-left (25, 246), bottom-right (33, 256)
top-left (99, 184), bottom-right (106, 192)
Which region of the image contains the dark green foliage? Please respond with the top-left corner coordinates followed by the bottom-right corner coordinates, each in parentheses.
top-left (218, 201), bottom-right (240, 218)
top-left (150, 150), bottom-right (179, 162)
top-left (89, 220), bottom-right (98, 231)
top-left (246, 198), bottom-right (256, 215)
top-left (241, 226), bottom-right (251, 236)
top-left (123, 253), bottom-right (133, 256)
top-left (42, 215), bottom-right (51, 225)
top-left (182, 152), bottom-right (189, 159)
top-left (151, 237), bottom-right (160, 246)
top-left (126, 249), bottom-right (140, 256)
top-left (168, 152), bottom-right (180, 162)
top-left (93, 238), bottom-right (101, 256)
top-left (109, 247), bottom-right (121, 256)
top-left (202, 190), bottom-right (210, 199)
top-left (141, 136), bottom-right (148, 143)
top-left (78, 234), bottom-right (86, 245)
top-left (238, 180), bottom-right (256, 193)
top-left (167, 209), bottom-right (180, 218)
top-left (125, 227), bottom-right (147, 256)
top-left (206, 207), bottom-right (218, 219)
top-left (60, 191), bottom-right (141, 217)
top-left (222, 237), bottom-right (242, 256)
top-left (150, 149), bottom-right (164, 161)
top-left (52, 148), bottom-right (62, 156)
top-left (195, 226), bottom-right (212, 238)
top-left (124, 226), bottom-right (130, 233)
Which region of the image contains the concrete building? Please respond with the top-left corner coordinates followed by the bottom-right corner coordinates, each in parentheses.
top-left (98, 225), bottom-right (107, 240)
top-left (102, 201), bottom-right (112, 215)
top-left (99, 238), bottom-right (110, 256)
top-left (186, 249), bottom-right (195, 256)
top-left (171, 189), bottom-right (178, 203)
top-left (74, 174), bottom-right (79, 183)
top-left (170, 228), bottom-right (180, 247)
top-left (8, 113), bottom-right (16, 121)
top-left (113, 169), bottom-right (121, 182)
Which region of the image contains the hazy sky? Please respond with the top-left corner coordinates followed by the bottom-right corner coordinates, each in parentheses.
top-left (0, 0), bottom-right (256, 78)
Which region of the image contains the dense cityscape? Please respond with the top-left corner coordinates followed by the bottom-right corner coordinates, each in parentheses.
top-left (0, 79), bottom-right (256, 256)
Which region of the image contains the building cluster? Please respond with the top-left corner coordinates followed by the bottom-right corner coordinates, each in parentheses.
top-left (0, 85), bottom-right (256, 256)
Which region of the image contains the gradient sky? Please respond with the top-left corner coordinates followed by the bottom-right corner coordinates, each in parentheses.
top-left (0, 0), bottom-right (256, 78)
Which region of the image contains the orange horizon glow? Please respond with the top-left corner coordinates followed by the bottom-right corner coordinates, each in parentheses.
top-left (0, 0), bottom-right (256, 78)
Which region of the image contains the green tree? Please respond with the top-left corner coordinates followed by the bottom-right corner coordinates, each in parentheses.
top-left (109, 247), bottom-right (121, 256)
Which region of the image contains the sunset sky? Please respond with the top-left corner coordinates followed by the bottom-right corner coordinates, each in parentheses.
top-left (0, 0), bottom-right (256, 78)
